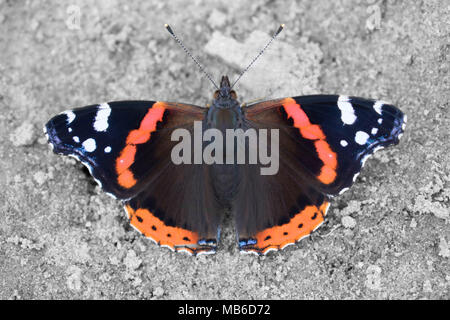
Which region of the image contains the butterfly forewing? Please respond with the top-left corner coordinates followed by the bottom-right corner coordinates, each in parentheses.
top-left (45, 100), bottom-right (222, 255)
top-left (244, 95), bottom-right (406, 195)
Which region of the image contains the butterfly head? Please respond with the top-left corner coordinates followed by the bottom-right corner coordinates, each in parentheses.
top-left (213, 76), bottom-right (237, 104)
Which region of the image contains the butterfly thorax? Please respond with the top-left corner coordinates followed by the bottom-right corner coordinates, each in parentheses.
top-left (207, 75), bottom-right (243, 130)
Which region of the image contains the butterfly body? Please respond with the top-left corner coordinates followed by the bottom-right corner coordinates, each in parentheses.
top-left (203, 76), bottom-right (244, 209)
top-left (45, 76), bottom-right (406, 255)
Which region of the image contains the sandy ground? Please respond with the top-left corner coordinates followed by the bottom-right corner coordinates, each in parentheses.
top-left (0, 0), bottom-right (449, 299)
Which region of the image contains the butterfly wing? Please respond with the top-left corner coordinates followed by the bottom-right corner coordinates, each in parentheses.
top-left (45, 101), bottom-right (221, 255)
top-left (237, 95), bottom-right (406, 254)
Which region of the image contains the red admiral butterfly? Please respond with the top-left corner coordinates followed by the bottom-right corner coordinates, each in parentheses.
top-left (44, 25), bottom-right (406, 255)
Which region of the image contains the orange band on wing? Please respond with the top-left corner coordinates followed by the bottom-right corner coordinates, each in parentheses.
top-left (126, 103), bottom-right (165, 144)
top-left (117, 169), bottom-right (137, 189)
top-left (125, 205), bottom-right (201, 255)
top-left (282, 98), bottom-right (337, 184)
top-left (248, 201), bottom-right (330, 255)
top-left (116, 145), bottom-right (137, 174)
top-left (115, 102), bottom-right (166, 188)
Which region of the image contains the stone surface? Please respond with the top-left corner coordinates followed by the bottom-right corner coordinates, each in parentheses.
top-left (0, 0), bottom-right (448, 300)
top-left (204, 30), bottom-right (322, 99)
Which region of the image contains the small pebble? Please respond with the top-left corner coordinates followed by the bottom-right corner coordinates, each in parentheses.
top-left (10, 121), bottom-right (36, 147)
top-left (123, 249), bottom-right (142, 270)
top-left (341, 216), bottom-right (357, 229)
top-left (438, 237), bottom-right (450, 258)
top-left (33, 171), bottom-right (47, 186)
top-left (153, 286), bottom-right (164, 297)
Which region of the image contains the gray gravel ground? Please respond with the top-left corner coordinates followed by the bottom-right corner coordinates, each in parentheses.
top-left (0, 0), bottom-right (449, 299)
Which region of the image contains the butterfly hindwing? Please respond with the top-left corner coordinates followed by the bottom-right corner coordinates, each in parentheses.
top-left (237, 95), bottom-right (406, 254)
top-left (234, 159), bottom-right (332, 255)
top-left (45, 100), bottom-right (222, 255)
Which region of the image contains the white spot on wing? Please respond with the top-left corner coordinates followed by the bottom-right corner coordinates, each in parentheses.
top-left (378, 118), bottom-right (383, 124)
top-left (322, 202), bottom-right (330, 216)
top-left (196, 250), bottom-right (216, 256)
top-left (73, 136), bottom-right (80, 143)
top-left (296, 234), bottom-right (310, 243)
top-left (340, 140), bottom-right (348, 147)
top-left (262, 248), bottom-right (278, 255)
top-left (104, 146), bottom-right (111, 153)
top-left (93, 103), bottom-right (111, 132)
top-left (93, 178), bottom-right (102, 188)
top-left (373, 101), bottom-right (383, 115)
top-left (68, 128), bottom-right (72, 132)
top-left (361, 154), bottom-right (370, 167)
top-left (82, 138), bottom-right (96, 152)
top-left (312, 220), bottom-right (325, 232)
top-left (354, 146), bottom-right (385, 169)
top-left (123, 206), bottom-right (131, 219)
top-left (337, 96), bottom-right (357, 125)
top-left (355, 131), bottom-right (369, 145)
top-left (160, 244), bottom-right (176, 252)
top-left (106, 192), bottom-right (116, 199)
top-left (280, 242), bottom-right (295, 250)
top-left (371, 128), bottom-right (378, 135)
top-left (68, 154), bottom-right (103, 188)
top-left (240, 250), bottom-right (259, 256)
top-left (144, 233), bottom-right (158, 245)
top-left (64, 111), bottom-right (76, 124)
top-left (176, 248), bottom-right (194, 256)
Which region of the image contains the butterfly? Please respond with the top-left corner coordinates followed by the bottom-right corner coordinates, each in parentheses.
top-left (44, 25), bottom-right (406, 256)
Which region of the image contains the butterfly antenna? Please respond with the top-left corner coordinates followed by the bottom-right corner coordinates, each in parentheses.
top-left (231, 24), bottom-right (284, 89)
top-left (165, 24), bottom-right (219, 90)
